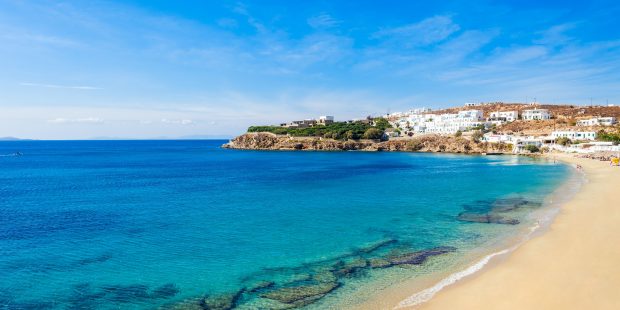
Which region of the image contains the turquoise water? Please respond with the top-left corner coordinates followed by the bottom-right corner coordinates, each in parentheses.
top-left (0, 140), bottom-right (571, 309)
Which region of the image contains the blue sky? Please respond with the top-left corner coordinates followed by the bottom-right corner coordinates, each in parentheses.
top-left (1, 0), bottom-right (620, 139)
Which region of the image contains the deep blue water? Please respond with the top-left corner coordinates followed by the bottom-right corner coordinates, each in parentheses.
top-left (0, 140), bottom-right (570, 309)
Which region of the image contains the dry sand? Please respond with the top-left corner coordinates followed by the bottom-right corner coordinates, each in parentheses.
top-left (411, 153), bottom-right (620, 309)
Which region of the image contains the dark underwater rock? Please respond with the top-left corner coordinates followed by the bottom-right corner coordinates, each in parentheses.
top-left (457, 212), bottom-right (520, 225)
top-left (202, 288), bottom-right (245, 310)
top-left (491, 197), bottom-right (531, 212)
top-left (75, 253), bottom-right (113, 266)
top-left (100, 284), bottom-right (150, 302)
top-left (388, 246), bottom-right (456, 265)
top-left (312, 270), bottom-right (337, 283)
top-left (331, 258), bottom-right (368, 277)
top-left (151, 283), bottom-right (179, 299)
top-left (368, 258), bottom-right (392, 269)
top-left (261, 282), bottom-right (339, 306)
top-left (248, 281), bottom-right (275, 293)
top-left (165, 297), bottom-right (204, 310)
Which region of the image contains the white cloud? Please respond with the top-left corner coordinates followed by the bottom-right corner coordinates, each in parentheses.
top-left (374, 15), bottom-right (460, 46)
top-left (307, 13), bottom-right (340, 29)
top-left (20, 82), bottom-right (101, 90)
top-left (534, 23), bottom-right (577, 46)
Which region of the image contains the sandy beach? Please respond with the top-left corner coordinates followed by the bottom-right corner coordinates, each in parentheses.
top-left (383, 153), bottom-right (620, 309)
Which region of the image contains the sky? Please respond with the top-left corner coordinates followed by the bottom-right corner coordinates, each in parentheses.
top-left (1, 0), bottom-right (620, 139)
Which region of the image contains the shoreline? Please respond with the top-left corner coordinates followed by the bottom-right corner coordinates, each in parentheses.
top-left (360, 152), bottom-right (620, 309)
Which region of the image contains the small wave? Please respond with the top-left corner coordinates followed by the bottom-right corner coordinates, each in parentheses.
top-left (393, 248), bottom-right (511, 309)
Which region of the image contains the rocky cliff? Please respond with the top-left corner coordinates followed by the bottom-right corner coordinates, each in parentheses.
top-left (222, 132), bottom-right (513, 154)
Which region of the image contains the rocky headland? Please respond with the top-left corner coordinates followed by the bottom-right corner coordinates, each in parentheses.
top-left (222, 132), bottom-right (514, 154)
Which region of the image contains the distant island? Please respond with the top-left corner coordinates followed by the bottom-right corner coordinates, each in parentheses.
top-left (223, 102), bottom-right (620, 155)
top-left (0, 137), bottom-right (33, 141)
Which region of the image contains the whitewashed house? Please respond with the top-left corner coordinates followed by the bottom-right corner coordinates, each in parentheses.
top-left (513, 137), bottom-right (544, 153)
top-left (522, 109), bottom-right (551, 120)
top-left (392, 109), bottom-right (485, 135)
top-left (488, 111), bottom-right (518, 123)
top-left (551, 131), bottom-right (597, 141)
top-left (482, 133), bottom-right (517, 144)
top-left (576, 117), bottom-right (617, 126)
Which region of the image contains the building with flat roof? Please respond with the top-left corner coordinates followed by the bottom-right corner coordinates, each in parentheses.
top-left (576, 117), bottom-right (616, 126)
top-left (522, 108), bottom-right (551, 120)
top-left (551, 131), bottom-right (597, 141)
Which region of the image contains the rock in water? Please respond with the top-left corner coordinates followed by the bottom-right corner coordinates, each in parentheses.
top-left (368, 258), bottom-right (392, 269)
top-left (389, 246), bottom-right (456, 265)
top-left (457, 212), bottom-right (520, 225)
top-left (248, 281), bottom-right (275, 293)
top-left (260, 282), bottom-right (340, 307)
top-left (491, 197), bottom-right (530, 212)
top-left (331, 258), bottom-right (368, 277)
top-left (151, 283), bottom-right (179, 299)
top-left (164, 297), bottom-right (204, 310)
top-left (202, 289), bottom-right (245, 310)
top-left (312, 270), bottom-right (337, 283)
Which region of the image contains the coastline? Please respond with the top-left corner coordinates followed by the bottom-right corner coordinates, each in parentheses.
top-left (361, 152), bottom-right (620, 309)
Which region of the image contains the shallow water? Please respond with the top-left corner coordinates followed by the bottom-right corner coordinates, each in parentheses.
top-left (0, 140), bottom-right (570, 309)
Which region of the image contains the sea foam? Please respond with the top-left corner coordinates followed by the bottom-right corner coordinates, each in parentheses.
top-left (394, 248), bottom-right (510, 309)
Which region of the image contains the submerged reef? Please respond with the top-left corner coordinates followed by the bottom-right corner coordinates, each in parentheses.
top-left (166, 239), bottom-right (457, 310)
top-left (457, 197), bottom-right (542, 225)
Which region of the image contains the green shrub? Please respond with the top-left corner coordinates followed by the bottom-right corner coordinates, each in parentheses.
top-left (524, 144), bottom-right (540, 153)
top-left (555, 137), bottom-right (571, 146)
top-left (247, 118), bottom-right (391, 139)
top-left (363, 128), bottom-right (383, 139)
top-left (598, 130), bottom-right (620, 144)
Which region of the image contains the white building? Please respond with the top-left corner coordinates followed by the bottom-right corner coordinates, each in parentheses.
top-left (513, 136), bottom-right (544, 153)
top-left (576, 117), bottom-right (617, 126)
top-left (317, 115), bottom-right (334, 125)
top-left (522, 108), bottom-right (551, 120)
top-left (409, 107), bottom-right (432, 114)
top-left (488, 111), bottom-right (518, 122)
top-left (383, 128), bottom-right (400, 138)
top-left (392, 109), bottom-right (486, 135)
top-left (551, 131), bottom-right (597, 141)
top-left (482, 133), bottom-right (517, 144)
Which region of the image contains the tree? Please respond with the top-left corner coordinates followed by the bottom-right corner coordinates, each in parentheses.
top-left (372, 118), bottom-right (391, 130)
top-left (525, 144), bottom-right (540, 153)
top-left (363, 128), bottom-right (383, 139)
top-left (454, 130), bottom-right (463, 137)
top-left (555, 137), bottom-right (571, 146)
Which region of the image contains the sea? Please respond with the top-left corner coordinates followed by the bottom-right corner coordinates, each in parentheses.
top-left (0, 140), bottom-right (579, 309)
